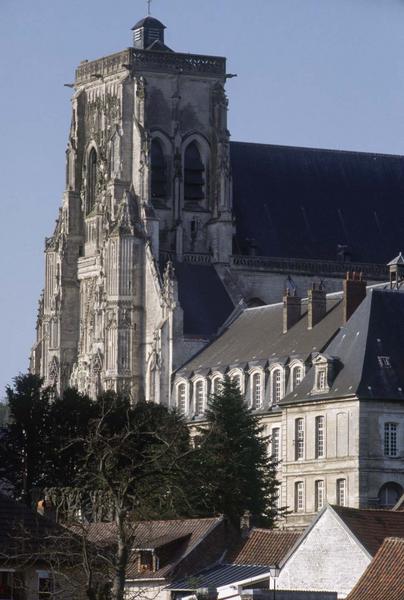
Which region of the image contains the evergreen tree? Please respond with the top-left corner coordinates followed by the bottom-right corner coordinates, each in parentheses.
top-left (196, 377), bottom-right (281, 527)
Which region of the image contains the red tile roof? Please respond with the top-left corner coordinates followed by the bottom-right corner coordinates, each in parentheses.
top-left (83, 516), bottom-right (226, 580)
top-left (347, 537), bottom-right (404, 600)
top-left (227, 528), bottom-right (301, 566)
top-left (332, 506), bottom-right (404, 556)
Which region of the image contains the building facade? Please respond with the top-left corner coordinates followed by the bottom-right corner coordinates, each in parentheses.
top-left (31, 14), bottom-right (404, 525)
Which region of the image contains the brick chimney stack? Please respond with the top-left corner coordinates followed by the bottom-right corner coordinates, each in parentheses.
top-left (343, 272), bottom-right (367, 323)
top-left (308, 283), bottom-right (326, 329)
top-left (283, 290), bottom-right (301, 333)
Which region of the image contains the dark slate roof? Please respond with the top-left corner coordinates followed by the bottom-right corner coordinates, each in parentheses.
top-left (132, 16), bottom-right (166, 30)
top-left (227, 528), bottom-right (301, 567)
top-left (174, 262), bottom-right (235, 337)
top-left (346, 537), bottom-right (404, 600)
top-left (283, 289), bottom-right (404, 404)
top-left (177, 297), bottom-right (342, 377)
top-left (332, 505), bottom-right (404, 557)
top-left (230, 142), bottom-right (404, 263)
top-left (168, 563), bottom-right (270, 590)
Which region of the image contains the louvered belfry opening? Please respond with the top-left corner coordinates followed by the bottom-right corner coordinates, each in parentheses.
top-left (184, 142), bottom-right (205, 203)
top-left (151, 139), bottom-right (167, 201)
top-left (87, 148), bottom-right (97, 215)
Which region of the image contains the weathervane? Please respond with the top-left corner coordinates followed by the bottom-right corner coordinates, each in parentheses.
top-left (147, 0), bottom-right (152, 15)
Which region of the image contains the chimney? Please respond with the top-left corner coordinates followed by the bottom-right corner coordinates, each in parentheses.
top-left (343, 272), bottom-right (367, 323)
top-left (308, 283), bottom-right (326, 329)
top-left (240, 510), bottom-right (252, 538)
top-left (283, 290), bottom-right (301, 333)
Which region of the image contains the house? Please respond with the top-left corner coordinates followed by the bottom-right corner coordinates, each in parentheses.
top-left (174, 276), bottom-right (404, 526)
top-left (346, 536), bottom-right (404, 600)
top-left (168, 527), bottom-right (301, 599)
top-left (0, 492), bottom-right (85, 600)
top-left (84, 516), bottom-right (236, 600)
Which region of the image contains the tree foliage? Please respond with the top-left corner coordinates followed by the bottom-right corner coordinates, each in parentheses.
top-left (195, 377), bottom-right (281, 527)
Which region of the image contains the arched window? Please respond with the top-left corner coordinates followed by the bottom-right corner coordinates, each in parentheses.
top-left (151, 139), bottom-right (167, 201)
top-left (87, 148), bottom-right (97, 215)
top-left (291, 364), bottom-right (304, 391)
top-left (211, 376), bottom-right (223, 396)
top-left (378, 482), bottom-right (403, 508)
top-left (184, 142), bottom-right (205, 203)
top-left (194, 380), bottom-right (205, 416)
top-left (271, 368), bottom-right (283, 404)
top-left (230, 371), bottom-right (244, 394)
top-left (177, 383), bottom-right (187, 415)
top-left (251, 372), bottom-right (262, 409)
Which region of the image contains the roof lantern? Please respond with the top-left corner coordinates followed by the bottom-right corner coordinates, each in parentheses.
top-left (388, 252), bottom-right (404, 289)
top-left (131, 16), bottom-right (166, 50)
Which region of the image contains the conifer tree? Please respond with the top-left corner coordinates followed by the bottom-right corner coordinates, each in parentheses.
top-left (196, 377), bottom-right (281, 527)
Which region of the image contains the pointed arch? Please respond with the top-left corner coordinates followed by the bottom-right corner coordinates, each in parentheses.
top-left (151, 138), bottom-right (167, 201)
top-left (87, 147), bottom-right (97, 215)
top-left (184, 141), bottom-right (205, 203)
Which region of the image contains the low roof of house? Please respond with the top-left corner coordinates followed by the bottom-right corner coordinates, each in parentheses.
top-left (176, 297), bottom-right (342, 378)
top-left (167, 563), bottom-right (270, 591)
top-left (283, 289), bottom-right (404, 404)
top-left (227, 528), bottom-right (301, 567)
top-left (230, 141), bottom-right (404, 263)
top-left (346, 537), bottom-right (404, 600)
top-left (0, 493), bottom-right (63, 560)
top-left (84, 516), bottom-right (225, 580)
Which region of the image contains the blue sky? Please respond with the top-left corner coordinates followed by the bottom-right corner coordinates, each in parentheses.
top-left (1, 0), bottom-right (404, 397)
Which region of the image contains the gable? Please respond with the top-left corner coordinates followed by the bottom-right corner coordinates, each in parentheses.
top-left (277, 508), bottom-right (370, 596)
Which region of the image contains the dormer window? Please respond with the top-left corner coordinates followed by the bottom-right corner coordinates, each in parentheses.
top-left (176, 382), bottom-right (187, 415)
top-left (270, 367), bottom-right (284, 404)
top-left (312, 354), bottom-right (335, 394)
top-left (251, 371), bottom-right (263, 409)
top-left (291, 363), bottom-right (304, 391)
top-left (194, 379), bottom-right (206, 416)
top-left (137, 550), bottom-right (155, 573)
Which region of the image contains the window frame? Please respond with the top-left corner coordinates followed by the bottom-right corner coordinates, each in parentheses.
top-left (336, 478), bottom-right (347, 507)
top-left (175, 379), bottom-right (188, 415)
top-left (270, 365), bottom-right (284, 405)
top-left (271, 426), bottom-right (281, 462)
top-left (315, 479), bottom-right (325, 511)
top-left (290, 362), bottom-right (304, 391)
top-left (295, 417), bottom-right (305, 461)
top-left (193, 378), bottom-right (206, 417)
top-left (249, 369), bottom-right (264, 409)
top-left (210, 373), bottom-right (223, 397)
top-left (295, 481), bottom-right (305, 512)
top-left (384, 422), bottom-right (399, 458)
top-left (315, 415), bottom-right (325, 459)
top-left (228, 369), bottom-right (245, 394)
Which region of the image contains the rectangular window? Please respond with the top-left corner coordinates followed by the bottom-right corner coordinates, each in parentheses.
top-left (295, 481), bottom-right (304, 512)
top-left (0, 572), bottom-right (13, 600)
top-left (295, 418), bottom-right (304, 460)
top-left (38, 571), bottom-right (53, 600)
top-left (315, 416), bottom-right (325, 458)
top-left (195, 381), bottom-right (205, 416)
top-left (384, 423), bottom-right (398, 457)
top-left (315, 480), bottom-right (325, 511)
top-left (317, 369), bottom-right (326, 390)
top-left (271, 427), bottom-right (280, 461)
top-left (336, 479), bottom-right (346, 507)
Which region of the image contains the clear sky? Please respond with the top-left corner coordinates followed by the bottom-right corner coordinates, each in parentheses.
top-left (1, 0), bottom-right (404, 397)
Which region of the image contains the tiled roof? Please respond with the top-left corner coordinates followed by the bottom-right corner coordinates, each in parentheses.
top-left (0, 493), bottom-right (61, 558)
top-left (347, 537), bottom-right (404, 600)
top-left (227, 528), bottom-right (301, 567)
top-left (333, 506), bottom-right (404, 556)
top-left (83, 516), bottom-right (225, 580)
top-left (231, 141), bottom-right (404, 263)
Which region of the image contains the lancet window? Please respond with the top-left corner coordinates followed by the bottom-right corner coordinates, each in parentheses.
top-left (184, 142), bottom-right (205, 203)
top-left (87, 148), bottom-right (97, 215)
top-left (151, 139), bottom-right (167, 201)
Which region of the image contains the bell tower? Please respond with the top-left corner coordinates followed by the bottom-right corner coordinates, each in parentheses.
top-left (31, 14), bottom-right (234, 400)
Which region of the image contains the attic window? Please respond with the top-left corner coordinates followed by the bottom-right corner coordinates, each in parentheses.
top-left (378, 356), bottom-right (391, 369)
top-left (138, 551), bottom-right (154, 572)
top-left (317, 369), bottom-right (327, 391)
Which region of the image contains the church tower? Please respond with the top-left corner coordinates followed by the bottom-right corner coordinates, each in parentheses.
top-left (31, 14), bottom-right (233, 400)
